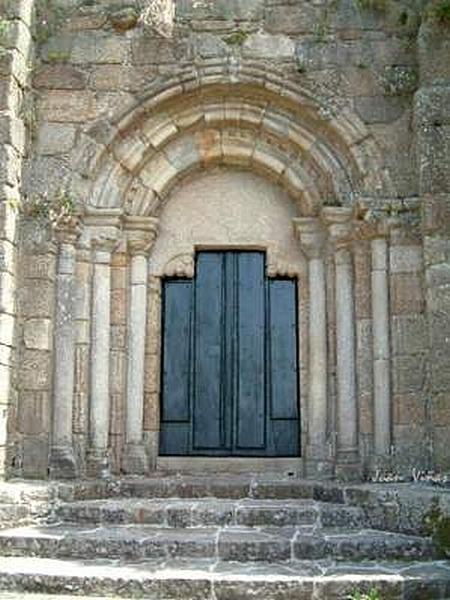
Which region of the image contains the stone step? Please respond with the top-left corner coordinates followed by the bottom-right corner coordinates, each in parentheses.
top-left (0, 524), bottom-right (434, 563)
top-left (0, 596), bottom-right (124, 600)
top-left (0, 504), bottom-right (31, 527)
top-left (59, 476), bottom-right (346, 503)
top-left (0, 556), bottom-right (449, 600)
top-left (54, 497), bottom-right (365, 529)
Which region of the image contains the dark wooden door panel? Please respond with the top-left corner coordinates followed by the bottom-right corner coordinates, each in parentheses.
top-left (160, 279), bottom-right (193, 455)
top-left (161, 280), bottom-right (192, 423)
top-left (193, 253), bottom-right (225, 450)
top-left (268, 279), bottom-right (299, 421)
top-left (160, 251), bottom-right (300, 457)
top-left (236, 253), bottom-right (266, 450)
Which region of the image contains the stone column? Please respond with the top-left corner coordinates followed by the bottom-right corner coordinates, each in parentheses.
top-left (371, 235), bottom-right (391, 461)
top-left (293, 218), bottom-right (330, 478)
top-left (323, 207), bottom-right (360, 479)
top-left (123, 217), bottom-right (158, 474)
top-left (87, 236), bottom-right (117, 478)
top-left (49, 218), bottom-right (81, 479)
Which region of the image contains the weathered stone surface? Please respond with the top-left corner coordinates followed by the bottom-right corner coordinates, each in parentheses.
top-left (20, 350), bottom-right (52, 390)
top-left (355, 96), bottom-right (408, 124)
top-left (21, 436), bottom-right (50, 478)
top-left (131, 37), bottom-right (188, 65)
top-left (37, 123), bottom-right (77, 156)
top-left (392, 355), bottom-right (426, 394)
top-left (430, 393), bottom-right (450, 426)
top-left (18, 391), bottom-right (50, 435)
top-left (394, 393), bottom-right (426, 426)
top-left (109, 7), bottom-right (138, 32)
top-left (18, 281), bottom-right (54, 318)
top-left (38, 91), bottom-right (97, 122)
top-left (390, 273), bottom-right (425, 315)
top-left (33, 64), bottom-right (87, 90)
top-left (90, 65), bottom-right (130, 91)
top-left (264, 4), bottom-right (319, 35)
top-left (390, 245), bottom-right (422, 274)
top-left (71, 32), bottom-right (128, 65)
top-left (391, 314), bottom-right (427, 356)
top-left (415, 86), bottom-right (450, 126)
top-left (23, 319), bottom-right (51, 350)
top-left (243, 32), bottom-right (295, 60)
top-left (431, 351), bottom-right (450, 391)
top-left (177, 0), bottom-right (264, 21)
top-left (0, 116), bottom-right (26, 154)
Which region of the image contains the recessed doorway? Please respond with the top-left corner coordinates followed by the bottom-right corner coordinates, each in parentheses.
top-left (160, 251), bottom-right (300, 457)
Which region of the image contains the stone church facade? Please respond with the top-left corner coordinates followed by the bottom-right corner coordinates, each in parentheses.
top-left (0, 0), bottom-right (449, 481)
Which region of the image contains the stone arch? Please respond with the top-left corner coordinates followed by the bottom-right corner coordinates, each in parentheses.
top-left (73, 60), bottom-right (394, 219)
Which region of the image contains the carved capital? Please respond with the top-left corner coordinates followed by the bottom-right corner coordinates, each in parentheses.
top-left (353, 218), bottom-right (381, 241)
top-left (267, 260), bottom-right (300, 279)
top-left (163, 253), bottom-right (195, 278)
top-left (52, 216), bottom-right (82, 246)
top-left (321, 206), bottom-right (355, 248)
top-left (293, 217), bottom-right (326, 260)
top-left (90, 233), bottom-right (120, 253)
top-left (124, 216), bottom-right (159, 257)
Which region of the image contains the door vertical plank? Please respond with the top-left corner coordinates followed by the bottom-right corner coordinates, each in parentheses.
top-left (235, 253), bottom-right (266, 450)
top-left (193, 253), bottom-right (224, 450)
top-left (268, 280), bottom-right (299, 420)
top-left (160, 280), bottom-right (193, 454)
top-left (267, 279), bottom-right (299, 456)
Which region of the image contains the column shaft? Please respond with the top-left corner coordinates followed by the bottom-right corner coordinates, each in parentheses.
top-left (308, 256), bottom-right (328, 454)
top-left (50, 241), bottom-right (78, 478)
top-left (335, 247), bottom-right (359, 468)
top-left (88, 248), bottom-right (112, 476)
top-left (371, 238), bottom-right (391, 459)
top-left (123, 253), bottom-right (149, 474)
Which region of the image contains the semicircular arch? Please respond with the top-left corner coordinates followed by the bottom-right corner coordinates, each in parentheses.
top-left (73, 60), bottom-right (394, 218)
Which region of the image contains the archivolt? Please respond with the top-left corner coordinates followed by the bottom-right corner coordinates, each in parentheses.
top-left (73, 60), bottom-right (393, 217)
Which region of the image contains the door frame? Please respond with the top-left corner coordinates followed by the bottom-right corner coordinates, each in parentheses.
top-left (143, 244), bottom-right (308, 471)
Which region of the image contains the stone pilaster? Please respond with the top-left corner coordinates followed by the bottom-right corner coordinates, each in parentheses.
top-left (122, 217), bottom-right (159, 475)
top-left (323, 207), bottom-right (360, 480)
top-left (85, 213), bottom-right (120, 478)
top-left (49, 218), bottom-right (81, 479)
top-left (293, 217), bottom-right (331, 478)
top-left (371, 234), bottom-right (392, 464)
top-left (73, 241), bottom-right (92, 475)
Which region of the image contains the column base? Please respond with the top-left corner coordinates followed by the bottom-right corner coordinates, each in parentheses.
top-left (122, 442), bottom-right (149, 475)
top-left (305, 458), bottom-right (334, 480)
top-left (336, 449), bottom-right (362, 481)
top-left (305, 443), bottom-right (334, 480)
top-left (49, 445), bottom-right (78, 479)
top-left (86, 447), bottom-right (110, 479)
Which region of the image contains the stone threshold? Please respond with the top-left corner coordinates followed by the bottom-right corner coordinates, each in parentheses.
top-left (156, 457), bottom-right (302, 474)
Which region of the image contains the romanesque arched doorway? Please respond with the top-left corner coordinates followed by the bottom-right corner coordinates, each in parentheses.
top-left (47, 61), bottom-right (393, 481)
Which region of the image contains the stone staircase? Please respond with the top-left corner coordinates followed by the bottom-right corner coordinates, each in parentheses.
top-left (0, 475), bottom-right (449, 599)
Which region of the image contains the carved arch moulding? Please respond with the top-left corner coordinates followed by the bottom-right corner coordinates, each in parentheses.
top-left (70, 60), bottom-right (394, 224)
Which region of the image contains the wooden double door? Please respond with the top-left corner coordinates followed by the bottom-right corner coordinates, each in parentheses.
top-left (160, 251), bottom-right (300, 457)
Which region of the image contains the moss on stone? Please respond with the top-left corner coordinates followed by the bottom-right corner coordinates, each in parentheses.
top-left (433, 0), bottom-right (450, 23)
top-left (423, 498), bottom-right (450, 559)
top-left (223, 30), bottom-right (249, 46)
top-left (355, 0), bottom-right (387, 12)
